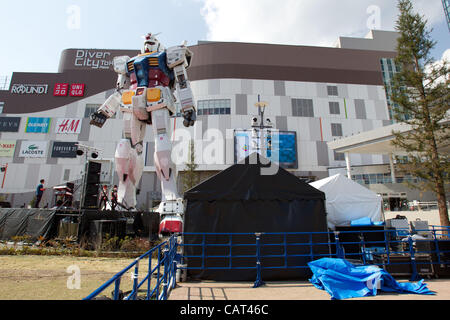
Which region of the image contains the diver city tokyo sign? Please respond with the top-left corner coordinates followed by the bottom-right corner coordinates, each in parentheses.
top-left (75, 50), bottom-right (113, 70)
top-left (19, 141), bottom-right (48, 158)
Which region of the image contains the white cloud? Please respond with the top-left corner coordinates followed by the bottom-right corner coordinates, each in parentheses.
top-left (199, 0), bottom-right (445, 47)
top-left (425, 49), bottom-right (450, 86)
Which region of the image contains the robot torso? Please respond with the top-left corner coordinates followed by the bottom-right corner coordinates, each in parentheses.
top-left (126, 51), bottom-right (175, 90)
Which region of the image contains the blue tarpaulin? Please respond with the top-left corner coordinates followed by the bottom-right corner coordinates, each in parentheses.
top-left (308, 258), bottom-right (435, 300)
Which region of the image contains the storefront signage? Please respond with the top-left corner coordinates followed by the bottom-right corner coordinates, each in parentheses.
top-left (75, 50), bottom-right (112, 70)
top-left (10, 84), bottom-right (48, 95)
top-left (19, 141), bottom-right (48, 158)
top-left (55, 118), bottom-right (82, 134)
top-left (0, 117), bottom-right (21, 132)
top-left (0, 140), bottom-right (16, 157)
top-left (25, 117), bottom-right (51, 133)
top-left (53, 83), bottom-right (69, 96)
top-left (51, 141), bottom-right (78, 158)
top-left (69, 84), bottom-right (85, 97)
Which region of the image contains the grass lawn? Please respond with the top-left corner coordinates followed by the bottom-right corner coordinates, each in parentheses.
top-left (0, 255), bottom-right (160, 300)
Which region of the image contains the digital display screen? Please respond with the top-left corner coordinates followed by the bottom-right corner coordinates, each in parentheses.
top-left (234, 129), bottom-right (298, 169)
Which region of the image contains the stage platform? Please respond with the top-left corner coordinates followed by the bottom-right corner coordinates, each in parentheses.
top-left (0, 208), bottom-right (160, 242)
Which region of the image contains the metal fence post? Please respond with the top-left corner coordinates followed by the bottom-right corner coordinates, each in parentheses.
top-left (172, 237), bottom-right (178, 290)
top-left (162, 247), bottom-right (169, 300)
top-left (147, 253), bottom-right (152, 300)
top-left (113, 278), bottom-right (121, 300)
top-left (334, 231), bottom-right (344, 259)
top-left (360, 233), bottom-right (367, 264)
top-left (309, 233), bottom-right (314, 262)
top-left (408, 236), bottom-right (419, 281)
top-left (131, 260), bottom-right (139, 300)
top-left (433, 228), bottom-right (441, 265)
top-left (253, 232), bottom-right (265, 288)
top-left (229, 234), bottom-right (233, 269)
top-left (156, 246), bottom-right (161, 299)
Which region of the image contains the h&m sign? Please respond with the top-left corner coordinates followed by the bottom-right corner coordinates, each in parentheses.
top-left (55, 118), bottom-right (82, 134)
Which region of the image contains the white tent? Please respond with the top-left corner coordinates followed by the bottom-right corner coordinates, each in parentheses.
top-left (310, 174), bottom-right (382, 230)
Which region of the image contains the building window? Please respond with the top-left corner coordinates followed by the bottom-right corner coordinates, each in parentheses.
top-left (329, 102), bottom-right (340, 115)
top-left (85, 104), bottom-right (116, 119)
top-left (334, 151), bottom-right (345, 161)
top-left (85, 104), bottom-right (100, 118)
top-left (331, 123), bottom-right (343, 137)
top-left (292, 99), bottom-right (314, 117)
top-left (63, 169), bottom-right (70, 181)
top-left (197, 99), bottom-right (231, 115)
top-left (0, 102), bottom-right (4, 114)
top-left (327, 86), bottom-right (338, 96)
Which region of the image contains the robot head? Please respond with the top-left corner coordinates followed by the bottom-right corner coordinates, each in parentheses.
top-left (142, 33), bottom-right (163, 53)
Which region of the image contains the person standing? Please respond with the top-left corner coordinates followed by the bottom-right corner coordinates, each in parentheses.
top-left (35, 179), bottom-right (45, 208)
top-left (99, 185), bottom-right (109, 210)
top-left (111, 185), bottom-right (118, 211)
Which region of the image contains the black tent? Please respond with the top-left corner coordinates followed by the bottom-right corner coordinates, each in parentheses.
top-left (183, 153), bottom-right (329, 281)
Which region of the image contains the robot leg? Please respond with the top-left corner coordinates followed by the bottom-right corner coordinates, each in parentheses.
top-left (151, 108), bottom-right (183, 215)
top-left (114, 139), bottom-right (138, 209)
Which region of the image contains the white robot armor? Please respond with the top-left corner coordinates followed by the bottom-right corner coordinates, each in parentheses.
top-left (90, 33), bottom-right (196, 220)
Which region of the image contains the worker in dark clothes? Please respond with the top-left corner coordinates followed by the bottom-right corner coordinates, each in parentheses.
top-left (35, 179), bottom-right (45, 208)
top-left (111, 185), bottom-right (118, 211)
top-left (99, 185), bottom-right (109, 210)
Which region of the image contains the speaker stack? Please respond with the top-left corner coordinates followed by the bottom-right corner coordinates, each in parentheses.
top-left (83, 161), bottom-right (101, 209)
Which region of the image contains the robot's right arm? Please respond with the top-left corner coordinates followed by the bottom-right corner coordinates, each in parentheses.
top-left (90, 56), bottom-right (131, 128)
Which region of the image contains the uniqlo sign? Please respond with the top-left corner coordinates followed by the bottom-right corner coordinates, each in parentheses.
top-left (69, 83), bottom-right (85, 97)
top-left (53, 83), bottom-right (69, 96)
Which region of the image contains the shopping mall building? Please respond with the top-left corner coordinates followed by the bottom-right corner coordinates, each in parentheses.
top-left (0, 30), bottom-right (435, 209)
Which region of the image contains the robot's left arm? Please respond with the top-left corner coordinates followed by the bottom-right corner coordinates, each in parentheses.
top-left (167, 45), bottom-right (196, 127)
top-left (90, 56), bottom-right (131, 128)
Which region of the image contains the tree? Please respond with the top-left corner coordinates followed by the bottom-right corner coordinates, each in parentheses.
top-left (181, 139), bottom-right (199, 193)
top-left (390, 0), bottom-right (450, 227)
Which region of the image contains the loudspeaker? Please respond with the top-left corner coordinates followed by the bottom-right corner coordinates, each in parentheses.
top-left (89, 219), bottom-right (126, 246)
top-left (83, 161), bottom-right (102, 208)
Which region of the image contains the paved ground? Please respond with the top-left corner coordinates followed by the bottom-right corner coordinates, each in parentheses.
top-left (169, 279), bottom-right (450, 300)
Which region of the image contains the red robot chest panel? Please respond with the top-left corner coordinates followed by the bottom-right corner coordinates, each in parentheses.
top-left (130, 68), bottom-right (171, 89)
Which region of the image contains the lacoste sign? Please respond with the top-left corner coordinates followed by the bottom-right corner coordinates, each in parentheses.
top-left (19, 141), bottom-right (48, 158)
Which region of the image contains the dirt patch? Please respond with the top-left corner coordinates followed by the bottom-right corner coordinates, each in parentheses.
top-left (0, 255), bottom-right (157, 300)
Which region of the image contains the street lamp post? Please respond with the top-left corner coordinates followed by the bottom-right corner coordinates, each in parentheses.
top-left (253, 95), bottom-right (273, 159)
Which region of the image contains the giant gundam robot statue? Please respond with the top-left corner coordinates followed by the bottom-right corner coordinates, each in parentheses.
top-left (90, 33), bottom-right (196, 232)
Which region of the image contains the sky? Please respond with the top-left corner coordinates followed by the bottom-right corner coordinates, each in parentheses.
top-left (0, 0), bottom-right (448, 78)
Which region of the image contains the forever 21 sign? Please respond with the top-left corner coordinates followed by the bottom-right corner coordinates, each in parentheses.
top-left (51, 142), bottom-right (78, 158)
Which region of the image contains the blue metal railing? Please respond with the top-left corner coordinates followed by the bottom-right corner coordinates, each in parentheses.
top-left (85, 226), bottom-right (450, 299)
top-left (84, 235), bottom-right (179, 300)
top-left (179, 227), bottom-right (450, 287)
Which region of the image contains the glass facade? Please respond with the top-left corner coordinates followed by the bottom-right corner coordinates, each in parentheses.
top-left (351, 173), bottom-right (421, 185)
top-left (331, 123), bottom-right (343, 136)
top-left (292, 99), bottom-right (314, 117)
top-left (443, 0), bottom-right (450, 31)
top-left (380, 58), bottom-right (399, 121)
top-left (84, 104), bottom-right (101, 118)
top-left (329, 101), bottom-right (340, 115)
top-left (197, 99), bottom-right (231, 115)
top-left (327, 85), bottom-right (338, 96)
